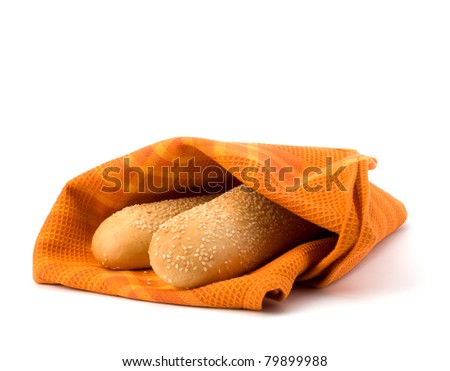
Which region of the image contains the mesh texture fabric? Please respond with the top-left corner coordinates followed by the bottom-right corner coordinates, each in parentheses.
top-left (33, 137), bottom-right (407, 310)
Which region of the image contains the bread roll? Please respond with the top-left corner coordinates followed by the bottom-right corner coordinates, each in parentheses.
top-left (149, 185), bottom-right (328, 288)
top-left (91, 194), bottom-right (217, 270)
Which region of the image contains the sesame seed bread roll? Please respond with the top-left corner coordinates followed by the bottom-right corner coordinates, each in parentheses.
top-left (149, 185), bottom-right (328, 288)
top-left (91, 194), bottom-right (217, 270)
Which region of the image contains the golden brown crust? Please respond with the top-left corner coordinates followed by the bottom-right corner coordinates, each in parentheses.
top-left (91, 194), bottom-right (217, 270)
top-left (149, 186), bottom-right (328, 288)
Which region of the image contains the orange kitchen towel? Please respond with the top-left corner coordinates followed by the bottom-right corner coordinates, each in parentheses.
top-left (33, 137), bottom-right (407, 310)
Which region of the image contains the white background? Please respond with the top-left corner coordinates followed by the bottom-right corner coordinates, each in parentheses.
top-left (1, 1), bottom-right (449, 370)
